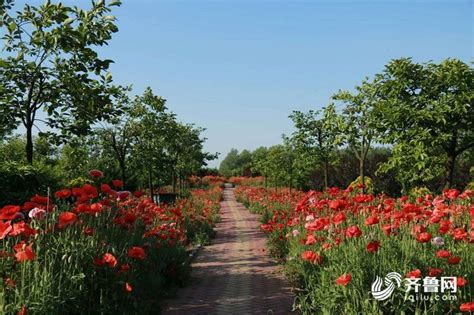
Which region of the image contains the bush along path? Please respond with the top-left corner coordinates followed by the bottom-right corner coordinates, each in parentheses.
top-left (163, 186), bottom-right (294, 314)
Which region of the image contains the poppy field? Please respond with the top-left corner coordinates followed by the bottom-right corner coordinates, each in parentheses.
top-left (235, 184), bottom-right (473, 314)
top-left (0, 170), bottom-right (222, 314)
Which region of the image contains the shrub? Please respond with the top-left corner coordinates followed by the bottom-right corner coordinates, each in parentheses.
top-left (348, 176), bottom-right (374, 195)
top-left (0, 161), bottom-right (61, 207)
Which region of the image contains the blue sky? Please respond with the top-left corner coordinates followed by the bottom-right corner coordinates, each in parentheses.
top-left (13, 0), bottom-right (474, 167)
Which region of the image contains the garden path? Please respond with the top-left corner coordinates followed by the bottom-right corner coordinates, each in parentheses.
top-left (162, 187), bottom-right (294, 314)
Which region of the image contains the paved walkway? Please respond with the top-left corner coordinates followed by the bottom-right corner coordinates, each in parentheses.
top-left (162, 187), bottom-right (294, 314)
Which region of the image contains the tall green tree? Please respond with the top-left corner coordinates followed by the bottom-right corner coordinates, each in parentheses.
top-left (374, 58), bottom-right (474, 190)
top-left (219, 149), bottom-right (240, 177)
top-left (333, 79), bottom-right (380, 193)
top-left (96, 88), bottom-right (136, 186)
top-left (289, 104), bottom-right (340, 189)
top-left (0, 0), bottom-right (122, 163)
top-left (130, 87), bottom-right (169, 200)
top-left (251, 146), bottom-right (270, 186)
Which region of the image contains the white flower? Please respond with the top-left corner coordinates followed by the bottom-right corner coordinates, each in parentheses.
top-left (431, 236), bottom-right (444, 247)
top-left (28, 207), bottom-right (46, 220)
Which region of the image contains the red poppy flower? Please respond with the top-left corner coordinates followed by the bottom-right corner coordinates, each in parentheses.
top-left (436, 250), bottom-right (451, 258)
top-left (447, 256), bottom-right (461, 265)
top-left (439, 220), bottom-right (451, 234)
top-left (117, 191), bottom-right (131, 200)
top-left (305, 219), bottom-right (326, 231)
top-left (90, 203), bottom-right (103, 214)
top-left (134, 191), bottom-right (142, 198)
top-left (0, 205), bottom-right (21, 220)
top-left (443, 188), bottom-right (460, 200)
top-left (322, 242), bottom-right (332, 250)
top-left (58, 212), bottom-right (77, 228)
top-left (0, 221), bottom-right (12, 239)
top-left (14, 242), bottom-right (36, 262)
top-left (10, 222), bottom-right (37, 237)
top-left (82, 227), bottom-right (94, 236)
top-left (412, 225), bottom-right (426, 234)
top-left (366, 241), bottom-right (380, 253)
top-left (128, 247), bottom-right (146, 260)
top-left (18, 305), bottom-right (27, 315)
top-left (89, 169), bottom-right (104, 178)
top-left (102, 253), bottom-right (118, 268)
top-left (345, 225), bottom-right (362, 238)
top-left (22, 202), bottom-right (37, 211)
top-left (82, 184), bottom-right (98, 198)
top-left (428, 268), bottom-right (443, 277)
top-left (4, 277), bottom-right (16, 288)
top-left (305, 234), bottom-right (317, 245)
top-left (31, 195), bottom-right (48, 204)
top-left (460, 302), bottom-right (474, 312)
top-left (416, 232), bottom-right (432, 243)
top-left (125, 282), bottom-right (132, 293)
top-left (365, 216), bottom-right (379, 226)
top-left (120, 263), bottom-right (130, 273)
top-left (457, 277), bottom-right (468, 287)
top-left (54, 189), bottom-right (71, 199)
top-left (329, 199), bottom-right (347, 211)
top-left (100, 184), bottom-right (112, 194)
top-left (112, 180), bottom-right (123, 188)
top-left (301, 250), bottom-right (323, 264)
top-left (452, 228), bottom-right (468, 241)
top-left (332, 212), bottom-right (346, 225)
top-left (406, 269), bottom-right (421, 278)
top-left (335, 273), bottom-right (351, 286)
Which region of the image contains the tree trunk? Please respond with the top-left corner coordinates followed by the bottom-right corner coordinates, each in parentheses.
top-left (444, 152), bottom-right (457, 189)
top-left (172, 171), bottom-right (177, 193)
top-left (323, 160), bottom-right (329, 190)
top-left (148, 167), bottom-right (154, 203)
top-left (289, 171), bottom-right (293, 193)
top-left (444, 131), bottom-right (458, 189)
top-left (359, 157), bottom-right (365, 194)
top-left (26, 124), bottom-right (34, 164)
top-left (119, 159), bottom-right (127, 187)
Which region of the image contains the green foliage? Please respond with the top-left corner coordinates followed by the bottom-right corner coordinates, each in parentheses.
top-left (0, 161), bottom-right (60, 206)
top-left (374, 58), bottom-right (474, 190)
top-left (466, 181), bottom-right (474, 191)
top-left (409, 186), bottom-right (432, 199)
top-left (0, 0), bottom-right (123, 163)
top-left (348, 176), bottom-right (374, 195)
top-left (66, 176), bottom-right (93, 188)
top-left (289, 104), bottom-right (340, 189)
top-left (219, 148), bottom-right (252, 177)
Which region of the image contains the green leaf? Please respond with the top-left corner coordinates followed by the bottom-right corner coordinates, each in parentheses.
top-left (110, 0), bottom-right (121, 5)
top-left (16, 51), bottom-right (24, 60)
top-left (105, 71), bottom-right (112, 82)
top-left (7, 21), bottom-right (16, 33)
top-left (63, 17), bottom-right (74, 26)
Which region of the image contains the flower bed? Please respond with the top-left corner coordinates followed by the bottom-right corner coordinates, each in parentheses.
top-left (0, 172), bottom-right (222, 314)
top-left (236, 185), bottom-right (473, 314)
